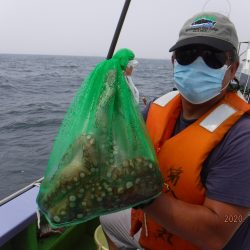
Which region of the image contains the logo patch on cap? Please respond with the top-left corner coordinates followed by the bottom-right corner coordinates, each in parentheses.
top-left (187, 15), bottom-right (218, 33)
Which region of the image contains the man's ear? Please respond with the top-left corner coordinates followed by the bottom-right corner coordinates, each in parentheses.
top-left (230, 61), bottom-right (239, 78)
top-left (233, 61), bottom-right (239, 72)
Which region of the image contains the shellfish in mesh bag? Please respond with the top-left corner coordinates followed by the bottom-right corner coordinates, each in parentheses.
top-left (38, 133), bottom-right (163, 227)
top-left (37, 49), bottom-right (163, 227)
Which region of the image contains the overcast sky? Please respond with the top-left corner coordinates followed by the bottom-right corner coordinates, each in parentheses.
top-left (0, 0), bottom-right (249, 59)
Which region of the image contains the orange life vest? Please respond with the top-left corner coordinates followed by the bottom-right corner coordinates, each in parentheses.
top-left (131, 91), bottom-right (250, 250)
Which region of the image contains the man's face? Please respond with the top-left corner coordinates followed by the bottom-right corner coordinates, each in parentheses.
top-left (171, 44), bottom-right (240, 106)
top-left (172, 45), bottom-right (239, 91)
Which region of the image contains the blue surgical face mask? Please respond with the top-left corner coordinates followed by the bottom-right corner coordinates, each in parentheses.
top-left (174, 57), bottom-right (231, 104)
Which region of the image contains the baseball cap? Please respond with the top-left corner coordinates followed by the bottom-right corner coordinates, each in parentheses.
top-left (169, 11), bottom-right (239, 52)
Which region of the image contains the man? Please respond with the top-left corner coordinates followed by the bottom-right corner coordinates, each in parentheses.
top-left (100, 11), bottom-right (250, 250)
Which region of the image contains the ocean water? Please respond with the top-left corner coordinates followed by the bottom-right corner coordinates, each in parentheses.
top-left (0, 54), bottom-right (174, 200)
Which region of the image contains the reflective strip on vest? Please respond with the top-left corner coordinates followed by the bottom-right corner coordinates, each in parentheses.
top-left (200, 104), bottom-right (236, 132)
top-left (153, 91), bottom-right (179, 107)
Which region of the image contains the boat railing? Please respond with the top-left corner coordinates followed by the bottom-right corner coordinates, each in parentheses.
top-left (0, 177), bottom-right (44, 207)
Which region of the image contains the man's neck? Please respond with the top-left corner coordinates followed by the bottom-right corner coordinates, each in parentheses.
top-left (181, 94), bottom-right (224, 120)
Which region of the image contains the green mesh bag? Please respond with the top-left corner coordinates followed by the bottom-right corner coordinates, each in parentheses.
top-left (37, 48), bottom-right (163, 228)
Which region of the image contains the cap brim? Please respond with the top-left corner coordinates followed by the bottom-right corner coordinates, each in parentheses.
top-left (169, 36), bottom-right (234, 52)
